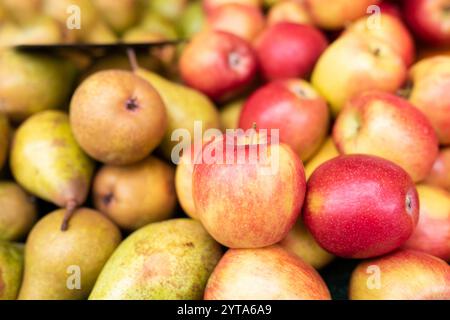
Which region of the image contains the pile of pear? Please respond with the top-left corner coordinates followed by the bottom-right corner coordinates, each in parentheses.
top-left (0, 26), bottom-right (229, 298)
top-left (0, 0), bottom-right (203, 46)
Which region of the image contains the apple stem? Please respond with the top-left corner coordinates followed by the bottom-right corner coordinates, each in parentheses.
top-left (126, 48), bottom-right (139, 72)
top-left (61, 200), bottom-right (78, 231)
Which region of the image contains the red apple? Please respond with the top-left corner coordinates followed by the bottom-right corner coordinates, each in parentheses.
top-left (179, 30), bottom-right (258, 101)
top-left (206, 3), bottom-right (265, 42)
top-left (343, 13), bottom-right (415, 66)
top-left (306, 0), bottom-right (381, 30)
top-left (311, 34), bottom-right (407, 115)
top-left (254, 22), bottom-right (328, 81)
top-left (204, 245), bottom-right (331, 300)
top-left (267, 0), bottom-right (313, 26)
top-left (349, 249), bottom-right (450, 299)
top-left (303, 154), bottom-right (419, 259)
top-left (379, 1), bottom-right (403, 19)
top-left (192, 131), bottom-right (306, 248)
top-left (238, 79), bottom-right (329, 161)
top-left (403, 185), bottom-right (450, 261)
top-left (333, 91), bottom-right (439, 182)
top-left (408, 56), bottom-right (450, 145)
top-left (424, 148), bottom-right (450, 191)
top-left (404, 0), bottom-right (450, 46)
top-left (203, 0), bottom-right (261, 14)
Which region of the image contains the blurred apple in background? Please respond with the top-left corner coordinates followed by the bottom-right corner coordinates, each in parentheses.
top-left (379, 0), bottom-right (403, 19)
top-left (343, 13), bottom-right (415, 66)
top-left (407, 56), bottom-right (450, 145)
top-left (403, 185), bottom-right (450, 261)
top-left (424, 148), bottom-right (450, 190)
top-left (404, 0), bottom-right (450, 46)
top-left (304, 137), bottom-right (339, 179)
top-left (179, 30), bottom-right (258, 101)
top-left (255, 22), bottom-right (328, 81)
top-left (305, 0), bottom-right (381, 30)
top-left (267, 0), bottom-right (313, 26)
top-left (203, 0), bottom-right (261, 14)
top-left (206, 3), bottom-right (265, 41)
top-left (239, 79), bottom-right (329, 161)
top-left (280, 221), bottom-right (334, 269)
top-left (333, 91), bottom-right (438, 182)
top-left (304, 154), bottom-right (419, 259)
top-left (193, 131), bottom-right (306, 248)
top-left (204, 246), bottom-right (331, 299)
top-left (312, 34), bottom-right (407, 115)
top-left (349, 250), bottom-right (450, 299)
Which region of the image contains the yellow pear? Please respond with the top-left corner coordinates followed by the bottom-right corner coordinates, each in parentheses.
top-left (0, 114), bottom-right (9, 171)
top-left (0, 50), bottom-right (77, 123)
top-left (0, 182), bottom-right (37, 241)
top-left (0, 241), bottom-right (23, 300)
top-left (18, 208), bottom-right (121, 300)
top-left (89, 218), bottom-right (222, 300)
top-left (93, 156), bottom-right (176, 231)
top-left (92, 0), bottom-right (139, 34)
top-left (11, 111), bottom-right (94, 230)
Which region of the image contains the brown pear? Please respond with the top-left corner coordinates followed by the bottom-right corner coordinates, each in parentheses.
top-left (0, 182), bottom-right (37, 241)
top-left (93, 156), bottom-right (176, 231)
top-left (70, 70), bottom-right (167, 165)
top-left (18, 208), bottom-right (121, 300)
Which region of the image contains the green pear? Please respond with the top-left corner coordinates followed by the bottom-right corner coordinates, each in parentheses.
top-left (0, 182), bottom-right (37, 241)
top-left (79, 20), bottom-right (118, 44)
top-left (92, 0), bottom-right (139, 34)
top-left (135, 69), bottom-right (220, 159)
top-left (18, 208), bottom-right (121, 300)
top-left (0, 50), bottom-right (76, 123)
top-left (0, 17), bottom-right (63, 46)
top-left (0, 241), bottom-right (23, 300)
top-left (0, 114), bottom-right (9, 171)
top-left (177, 1), bottom-right (205, 39)
top-left (138, 12), bottom-right (178, 40)
top-left (89, 218), bottom-right (222, 300)
top-left (147, 0), bottom-right (188, 21)
top-left (220, 99), bottom-right (244, 131)
top-left (11, 111), bottom-right (94, 230)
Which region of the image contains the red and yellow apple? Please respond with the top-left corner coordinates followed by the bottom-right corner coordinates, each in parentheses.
top-left (349, 249), bottom-right (450, 299)
top-left (204, 245), bottom-right (331, 300)
top-left (408, 56), bottom-right (450, 145)
top-left (193, 131), bottom-right (306, 248)
top-left (206, 3), bottom-right (265, 41)
top-left (306, 0), bottom-right (381, 30)
top-left (239, 79), bottom-right (329, 161)
top-left (279, 221), bottom-right (334, 269)
top-left (255, 22), bottom-right (328, 81)
top-left (404, 0), bottom-right (450, 46)
top-left (311, 34), bottom-right (407, 115)
top-left (179, 30), bottom-right (257, 102)
top-left (304, 137), bottom-right (339, 179)
top-left (343, 13), bottom-right (415, 66)
top-left (403, 184), bottom-right (450, 261)
top-left (333, 91), bottom-right (439, 182)
top-left (267, 0), bottom-right (312, 26)
top-left (424, 148), bottom-right (450, 190)
top-left (303, 154), bottom-right (419, 259)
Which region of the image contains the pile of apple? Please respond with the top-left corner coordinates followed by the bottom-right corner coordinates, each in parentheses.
top-left (1, 0), bottom-right (450, 300)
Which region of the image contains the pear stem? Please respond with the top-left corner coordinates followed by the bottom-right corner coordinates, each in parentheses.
top-left (61, 200), bottom-right (78, 231)
top-left (126, 48), bottom-right (139, 72)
